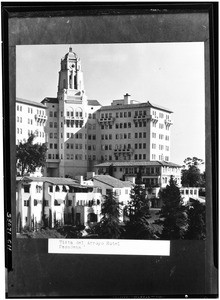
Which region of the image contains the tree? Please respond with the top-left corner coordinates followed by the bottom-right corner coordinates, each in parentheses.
top-left (183, 157), bottom-right (204, 167)
top-left (184, 200), bottom-right (206, 240)
top-left (16, 134), bottom-right (47, 176)
top-left (94, 190), bottom-right (122, 239)
top-left (181, 157), bottom-right (205, 187)
top-left (157, 176), bottom-right (188, 239)
top-left (124, 184), bottom-right (155, 239)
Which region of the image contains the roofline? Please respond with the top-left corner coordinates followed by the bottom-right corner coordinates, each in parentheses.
top-left (95, 161), bottom-right (181, 168)
top-left (93, 177), bottom-right (114, 188)
top-left (16, 97), bottom-right (46, 108)
top-left (99, 101), bottom-right (172, 113)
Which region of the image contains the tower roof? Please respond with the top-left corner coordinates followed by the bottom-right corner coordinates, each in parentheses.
top-left (64, 47), bottom-right (78, 60)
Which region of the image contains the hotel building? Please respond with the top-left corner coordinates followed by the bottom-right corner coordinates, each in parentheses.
top-left (16, 48), bottom-right (181, 184)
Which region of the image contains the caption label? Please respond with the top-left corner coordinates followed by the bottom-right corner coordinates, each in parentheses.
top-left (48, 239), bottom-right (170, 256)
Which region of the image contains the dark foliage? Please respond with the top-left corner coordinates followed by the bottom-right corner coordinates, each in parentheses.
top-left (93, 191), bottom-right (122, 239)
top-left (184, 200), bottom-right (206, 240)
top-left (157, 176), bottom-right (188, 239)
top-left (181, 157), bottom-right (205, 187)
top-left (124, 184), bottom-right (156, 239)
top-left (16, 133), bottom-right (47, 176)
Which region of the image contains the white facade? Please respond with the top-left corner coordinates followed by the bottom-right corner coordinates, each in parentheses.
top-left (16, 175), bottom-right (133, 232)
top-left (16, 98), bottom-right (47, 146)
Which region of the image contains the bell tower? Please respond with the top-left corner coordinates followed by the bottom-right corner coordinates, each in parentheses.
top-left (57, 47), bottom-right (88, 178)
top-left (57, 47), bottom-right (86, 102)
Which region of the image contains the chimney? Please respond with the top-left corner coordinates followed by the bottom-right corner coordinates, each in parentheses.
top-left (75, 175), bottom-right (84, 185)
top-left (124, 93), bottom-right (131, 105)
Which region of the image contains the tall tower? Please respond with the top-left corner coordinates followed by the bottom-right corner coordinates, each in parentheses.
top-left (57, 47), bottom-right (89, 177)
top-left (57, 47), bottom-right (85, 100)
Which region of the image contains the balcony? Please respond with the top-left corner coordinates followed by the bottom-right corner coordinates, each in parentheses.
top-left (133, 115), bottom-right (150, 122)
top-left (150, 115), bottom-right (159, 123)
top-left (98, 117), bottom-right (115, 124)
top-left (114, 148), bottom-right (134, 155)
top-left (65, 116), bottom-right (84, 121)
top-left (35, 114), bottom-right (47, 122)
top-left (164, 119), bottom-right (173, 126)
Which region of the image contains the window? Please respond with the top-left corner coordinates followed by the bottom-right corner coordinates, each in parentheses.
top-left (24, 200), bottom-right (29, 206)
top-left (124, 123), bottom-right (127, 128)
top-left (159, 123), bottom-right (164, 129)
top-left (128, 133), bottom-right (131, 139)
top-left (54, 112), bottom-right (57, 117)
top-left (24, 185), bottom-right (30, 193)
top-left (128, 122), bottom-right (131, 128)
top-left (143, 143), bottom-right (146, 149)
top-left (135, 143), bottom-right (138, 149)
top-left (54, 133), bottom-right (57, 139)
top-left (134, 154), bottom-right (138, 160)
top-left (49, 122), bottom-right (53, 128)
top-left (36, 185), bottom-right (42, 193)
top-left (120, 112), bottom-right (123, 118)
top-left (48, 154), bottom-right (51, 159)
top-left (54, 122), bottom-right (57, 128)
top-left (128, 111), bottom-right (131, 117)
top-left (135, 133), bottom-right (138, 138)
top-left (139, 132), bottom-right (142, 138)
top-left (152, 154), bottom-right (156, 160)
top-left (139, 143), bottom-right (142, 149)
top-left (152, 144), bottom-right (156, 149)
top-left (50, 111), bottom-right (53, 117)
top-left (50, 143), bottom-right (53, 149)
top-left (54, 144), bottom-right (57, 149)
top-left (50, 133), bottom-right (53, 138)
top-left (152, 132), bottom-right (156, 138)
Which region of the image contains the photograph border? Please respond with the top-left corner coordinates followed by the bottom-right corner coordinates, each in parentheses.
top-left (2, 2), bottom-right (218, 298)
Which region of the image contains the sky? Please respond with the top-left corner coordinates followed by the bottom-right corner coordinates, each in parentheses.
top-left (16, 43), bottom-right (205, 166)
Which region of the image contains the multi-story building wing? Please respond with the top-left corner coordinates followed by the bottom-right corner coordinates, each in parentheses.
top-left (96, 93), bottom-right (172, 164)
top-left (16, 98), bottom-right (47, 145)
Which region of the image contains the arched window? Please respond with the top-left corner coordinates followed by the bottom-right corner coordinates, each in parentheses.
top-left (75, 107), bottom-right (83, 118)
